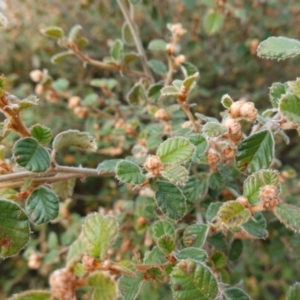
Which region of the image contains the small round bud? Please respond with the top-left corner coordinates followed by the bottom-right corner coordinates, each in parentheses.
top-left (29, 70), bottom-right (44, 82)
top-left (35, 84), bottom-right (44, 95)
top-left (73, 106), bottom-right (88, 118)
top-left (249, 39), bottom-right (260, 55)
top-left (174, 55), bottom-right (186, 66)
top-left (154, 108), bottom-right (170, 122)
top-left (137, 216), bottom-right (147, 226)
top-left (222, 147), bottom-right (236, 163)
top-left (166, 43), bottom-right (176, 55)
top-left (144, 155), bottom-right (164, 176)
top-left (28, 252), bottom-right (42, 269)
top-left (240, 102), bottom-right (257, 122)
top-left (207, 149), bottom-right (220, 166)
top-left (82, 255), bottom-right (100, 271)
top-left (68, 96), bottom-right (81, 108)
top-left (229, 101), bottom-right (244, 119)
top-left (259, 185), bottom-right (280, 209)
top-left (45, 91), bottom-right (58, 103)
top-left (236, 196), bottom-right (249, 208)
top-left (223, 118), bottom-right (241, 135)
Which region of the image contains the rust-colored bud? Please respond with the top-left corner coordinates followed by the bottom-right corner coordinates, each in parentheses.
top-left (68, 96), bottom-right (81, 108)
top-left (35, 84), bottom-right (44, 95)
top-left (240, 102), bottom-right (257, 122)
top-left (143, 155), bottom-right (164, 176)
top-left (45, 91), bottom-right (58, 103)
top-left (207, 149), bottom-right (220, 166)
top-left (174, 54), bottom-right (186, 66)
top-left (29, 70), bottom-right (44, 82)
top-left (154, 108), bottom-right (170, 122)
top-left (73, 106), bottom-right (88, 118)
top-left (28, 252), bottom-right (42, 270)
top-left (222, 147), bottom-right (236, 163)
top-left (229, 101), bottom-right (244, 119)
top-left (259, 185), bottom-right (280, 210)
top-left (82, 255), bottom-right (100, 271)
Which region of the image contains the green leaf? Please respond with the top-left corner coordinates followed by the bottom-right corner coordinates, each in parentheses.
top-left (206, 202), bottom-right (223, 223)
top-left (90, 78), bottom-right (118, 90)
top-left (66, 239), bottom-right (86, 267)
top-left (17, 95), bottom-right (39, 111)
top-left (203, 122), bottom-right (228, 137)
top-left (157, 136), bottom-right (195, 164)
top-left (274, 203), bottom-right (300, 232)
top-left (82, 93), bottom-right (98, 106)
top-left (88, 271), bottom-right (118, 300)
top-left (52, 178), bottom-right (76, 200)
top-left (144, 246), bottom-right (168, 265)
top-left (174, 248), bottom-right (207, 263)
top-left (160, 85), bottom-right (181, 97)
top-left (0, 199), bottom-right (30, 258)
top-left (229, 239), bottom-right (243, 261)
top-left (116, 160), bottom-right (146, 185)
top-left (121, 52), bottom-right (139, 67)
top-left (97, 159), bottom-right (121, 173)
top-left (110, 39), bottom-right (124, 62)
top-left (68, 24), bottom-right (82, 42)
top-left (241, 213), bottom-right (268, 239)
top-left (182, 72), bottom-right (199, 90)
top-left (13, 138), bottom-right (50, 172)
top-left (40, 26), bottom-right (64, 38)
top-left (221, 94), bottom-right (233, 108)
top-left (257, 36), bottom-right (300, 60)
top-left (209, 251), bottom-right (226, 268)
top-left (52, 78), bottom-right (69, 91)
top-left (53, 130), bottom-right (97, 152)
top-left (223, 287), bottom-right (251, 300)
top-left (269, 82), bottom-right (289, 108)
top-left (183, 224), bottom-right (208, 247)
top-left (31, 125), bottom-right (53, 144)
top-left (127, 84), bottom-right (147, 107)
top-left (218, 201), bottom-right (251, 228)
top-left (161, 165), bottom-right (189, 185)
top-left (157, 234), bottom-right (176, 254)
top-left (148, 59), bottom-right (167, 75)
top-left (146, 267), bottom-right (164, 281)
top-left (287, 282), bottom-right (300, 300)
top-left (83, 213), bottom-right (118, 259)
top-left (243, 169), bottom-right (279, 205)
top-left (181, 62), bottom-right (199, 77)
top-left (7, 290), bottom-right (52, 300)
top-left (289, 78), bottom-right (300, 98)
top-left (188, 134), bottom-right (208, 160)
top-left (51, 51), bottom-right (74, 64)
top-left (26, 187), bottom-right (59, 224)
top-left (203, 11), bottom-right (225, 35)
top-left (122, 22), bottom-right (135, 46)
top-left (183, 174), bottom-right (208, 203)
top-left (147, 84), bottom-right (164, 102)
top-left (119, 273), bottom-right (144, 300)
top-left (0, 76), bottom-right (7, 96)
top-left (170, 260), bottom-right (219, 300)
top-left (279, 93), bottom-right (300, 127)
top-left (155, 181), bottom-right (187, 220)
top-left (236, 130), bottom-right (274, 173)
top-left (152, 220), bottom-right (175, 240)
top-left (148, 39), bottom-right (167, 51)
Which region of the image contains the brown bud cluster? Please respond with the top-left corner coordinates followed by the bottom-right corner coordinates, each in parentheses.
top-left (143, 155), bottom-right (164, 176)
top-left (222, 147), bottom-right (236, 163)
top-left (154, 108), bottom-right (170, 122)
top-left (223, 117), bottom-right (243, 144)
top-left (229, 101), bottom-right (257, 122)
top-left (82, 254), bottom-right (101, 272)
top-left (206, 149), bottom-right (220, 171)
top-left (259, 185), bottom-right (280, 209)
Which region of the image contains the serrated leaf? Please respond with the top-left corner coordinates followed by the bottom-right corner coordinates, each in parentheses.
top-left (218, 201), bottom-right (251, 228)
top-left (110, 39), bottom-right (124, 62)
top-left (203, 122), bottom-right (228, 137)
top-left (274, 203), bottom-right (300, 232)
top-left (119, 273), bottom-right (143, 300)
top-left (41, 26), bottom-right (64, 38)
top-left (68, 24), bottom-right (82, 42)
top-left (243, 169), bottom-right (279, 205)
top-left (88, 271), bottom-right (118, 300)
top-left (257, 36), bottom-right (300, 60)
top-left (209, 251), bottom-right (226, 268)
top-left (7, 290), bottom-right (52, 300)
top-left (269, 82), bottom-right (289, 108)
top-left (83, 213), bottom-right (118, 259)
top-left (148, 59), bottom-right (167, 75)
top-left (223, 287), bottom-right (251, 300)
top-left (170, 260), bottom-right (219, 300)
top-left (52, 177), bottom-right (76, 199)
top-left (206, 202), bottom-right (223, 223)
top-left (157, 137), bottom-right (195, 164)
top-left (160, 85), bottom-right (181, 97)
top-left (236, 130), bottom-right (274, 173)
top-left (51, 51), bottom-right (74, 64)
top-left (13, 138), bottom-right (50, 172)
top-left (161, 165), bottom-right (189, 185)
top-left (155, 181), bottom-right (186, 220)
top-left (116, 160), bottom-right (146, 185)
top-left (174, 248), bottom-right (207, 263)
top-left (241, 213), bottom-right (268, 239)
top-left (0, 199), bottom-right (30, 258)
top-left (26, 187), bottom-right (59, 224)
top-left (229, 239), bottom-right (243, 261)
top-left (182, 72), bottom-right (199, 90)
top-left (127, 84), bottom-right (147, 107)
top-left (144, 246), bottom-right (168, 265)
top-left (66, 239), bottom-right (86, 267)
top-left (157, 234), bottom-right (176, 254)
top-left (122, 22), bottom-right (135, 46)
top-left (148, 39), bottom-right (167, 51)
top-left (97, 159), bottom-right (121, 173)
top-left (221, 94), bottom-right (233, 108)
top-left (188, 134), bottom-right (208, 160)
top-left (287, 282), bottom-right (300, 300)
top-left (203, 10), bottom-right (225, 35)
top-left (152, 220), bottom-right (175, 240)
top-left (53, 130), bottom-right (97, 152)
top-left (146, 267), bottom-right (164, 281)
top-left (17, 95), bottom-right (39, 111)
top-left (183, 224), bottom-right (208, 247)
top-left (289, 78), bottom-right (300, 98)
top-left (279, 93), bottom-right (300, 127)
top-left (31, 125), bottom-right (52, 144)
top-left (181, 62), bottom-right (199, 77)
top-left (183, 174), bottom-right (208, 203)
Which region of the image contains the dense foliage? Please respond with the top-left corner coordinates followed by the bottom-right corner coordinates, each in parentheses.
top-left (1, 1), bottom-right (300, 299)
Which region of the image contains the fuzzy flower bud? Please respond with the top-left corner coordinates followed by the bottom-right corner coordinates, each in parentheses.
top-left (28, 252), bottom-right (42, 270)
top-left (206, 149), bottom-right (220, 171)
top-left (68, 96), bottom-right (81, 108)
top-left (154, 108), bottom-right (170, 122)
top-left (240, 102), bottom-right (257, 122)
top-left (73, 106), bottom-right (88, 118)
top-left (222, 147), bottom-right (236, 163)
top-left (35, 84), bottom-right (44, 95)
top-left (259, 185), bottom-right (280, 209)
top-left (144, 155), bottom-right (164, 176)
top-left (29, 70), bottom-right (44, 82)
top-left (174, 55), bottom-right (186, 66)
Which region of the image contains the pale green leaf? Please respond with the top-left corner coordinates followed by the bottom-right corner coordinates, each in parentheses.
top-left (51, 51), bottom-right (74, 64)
top-left (41, 26), bottom-right (64, 38)
top-left (183, 224), bottom-right (208, 247)
top-left (52, 78), bottom-right (69, 91)
top-left (289, 78), bottom-right (300, 98)
top-left (26, 187), bottom-right (59, 224)
top-left (31, 124), bottom-right (53, 144)
top-left (90, 78), bottom-right (118, 89)
top-left (181, 62), bottom-right (199, 77)
top-left (127, 84), bottom-right (147, 107)
top-left (206, 202), bottom-right (223, 223)
top-left (174, 248), bottom-right (207, 263)
top-left (223, 287), bottom-right (251, 300)
top-left (182, 72), bottom-right (199, 90)
top-left (0, 199), bottom-right (30, 258)
top-left (17, 95), bottom-right (39, 111)
top-left (144, 246), bottom-right (168, 265)
top-left (157, 136), bottom-right (195, 164)
top-left (203, 11), bottom-right (225, 35)
top-left (119, 273), bottom-right (143, 300)
top-left (13, 138), bottom-right (50, 172)
top-left (188, 134), bottom-right (208, 160)
top-left (257, 36), bottom-right (300, 60)
top-left (97, 159), bottom-right (121, 173)
top-left (287, 282), bottom-right (300, 300)
top-left (209, 251), bottom-right (226, 268)
top-left (52, 177), bottom-right (76, 199)
top-left (269, 82), bottom-right (289, 108)
top-left (279, 93), bottom-right (300, 127)
top-left (236, 130), bottom-right (274, 173)
top-left (116, 160), bottom-right (146, 185)
top-left (218, 201), bottom-right (251, 228)
top-left (66, 239), bottom-right (86, 267)
top-left (221, 94), bottom-right (233, 108)
top-left (274, 203), bottom-right (300, 232)
top-left (53, 130), bottom-right (97, 152)
top-left (83, 213), bottom-right (118, 259)
top-left (68, 24), bottom-right (82, 42)
top-left (170, 260), bottom-right (219, 300)
top-left (110, 39), bottom-right (124, 62)
top-left (183, 174), bottom-right (209, 203)
top-left (160, 86), bottom-right (180, 97)
top-left (121, 52), bottom-right (139, 67)
top-left (122, 22), bottom-right (135, 46)
top-left (241, 213), bottom-right (268, 239)
top-left (203, 122), bottom-right (228, 137)
top-left (157, 234), bottom-right (176, 254)
top-left (7, 290), bottom-right (52, 300)
top-left (148, 39), bottom-right (167, 51)
top-left (148, 59), bottom-right (167, 75)
top-left (151, 220), bottom-right (175, 240)
top-left (161, 164), bottom-right (189, 185)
